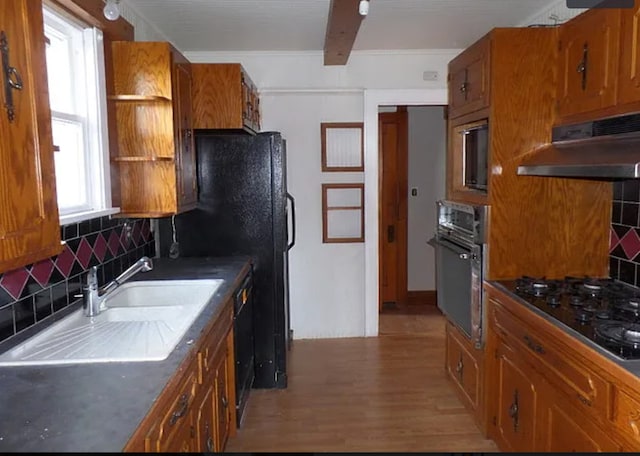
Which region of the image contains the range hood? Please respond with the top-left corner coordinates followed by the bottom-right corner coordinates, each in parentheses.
top-left (517, 113), bottom-right (640, 179)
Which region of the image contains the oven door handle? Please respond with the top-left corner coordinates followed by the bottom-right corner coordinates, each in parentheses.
top-left (428, 236), bottom-right (473, 258)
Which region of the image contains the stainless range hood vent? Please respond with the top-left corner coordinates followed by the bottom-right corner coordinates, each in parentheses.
top-left (517, 113), bottom-right (640, 179)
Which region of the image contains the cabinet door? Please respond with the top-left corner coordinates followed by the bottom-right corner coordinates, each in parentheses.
top-left (448, 35), bottom-right (490, 119)
top-left (537, 383), bottom-right (621, 452)
top-left (194, 381), bottom-right (216, 453)
top-left (0, 0), bottom-right (61, 273)
top-left (618, 1), bottom-right (640, 107)
top-left (556, 8), bottom-right (621, 121)
top-left (493, 340), bottom-right (538, 452)
top-left (445, 323), bottom-right (480, 413)
top-left (214, 347), bottom-right (232, 451)
top-left (172, 58), bottom-right (197, 211)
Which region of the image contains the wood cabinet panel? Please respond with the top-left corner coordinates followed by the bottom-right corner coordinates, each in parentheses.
top-left (191, 63), bottom-right (260, 133)
top-left (538, 383), bottom-right (621, 452)
top-left (111, 41), bottom-right (197, 217)
top-left (556, 7), bottom-right (621, 122)
top-left (194, 382), bottom-right (216, 452)
top-left (613, 387), bottom-right (640, 446)
top-left (0, 0), bottom-right (62, 273)
top-left (448, 35), bottom-right (490, 119)
top-left (492, 338), bottom-right (539, 452)
top-left (445, 321), bottom-right (481, 418)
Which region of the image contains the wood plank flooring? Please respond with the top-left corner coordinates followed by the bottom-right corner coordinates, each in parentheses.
top-left (225, 311), bottom-right (498, 452)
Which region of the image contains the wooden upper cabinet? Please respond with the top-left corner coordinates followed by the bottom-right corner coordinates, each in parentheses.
top-left (191, 63), bottom-right (260, 134)
top-left (556, 7), bottom-right (621, 122)
top-left (618, 0), bottom-right (640, 109)
top-left (448, 35), bottom-right (490, 119)
top-left (0, 0), bottom-right (62, 273)
top-left (111, 41), bottom-right (197, 217)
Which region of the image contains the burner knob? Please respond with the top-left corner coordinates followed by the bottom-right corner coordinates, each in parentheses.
top-left (570, 295), bottom-right (584, 307)
top-left (575, 310), bottom-right (591, 323)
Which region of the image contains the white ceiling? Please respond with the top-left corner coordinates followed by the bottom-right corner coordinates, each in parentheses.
top-left (123, 0), bottom-right (559, 53)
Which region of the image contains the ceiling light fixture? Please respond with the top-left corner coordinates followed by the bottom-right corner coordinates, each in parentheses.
top-left (103, 0), bottom-right (121, 21)
top-left (359, 0), bottom-right (369, 16)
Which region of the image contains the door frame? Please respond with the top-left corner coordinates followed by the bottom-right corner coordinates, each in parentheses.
top-left (363, 89), bottom-right (447, 336)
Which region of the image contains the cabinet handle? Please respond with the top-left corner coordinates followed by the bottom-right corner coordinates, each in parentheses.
top-left (222, 395), bottom-right (228, 408)
top-left (523, 334), bottom-right (545, 354)
top-left (455, 355), bottom-right (464, 379)
top-left (387, 225), bottom-right (395, 243)
top-left (205, 420), bottom-right (214, 451)
top-left (577, 393), bottom-right (592, 407)
top-left (1, 31), bottom-right (23, 123)
top-left (576, 43), bottom-right (588, 91)
top-left (508, 389), bottom-right (519, 432)
top-left (459, 82), bottom-right (467, 93)
top-left (169, 393), bottom-right (189, 426)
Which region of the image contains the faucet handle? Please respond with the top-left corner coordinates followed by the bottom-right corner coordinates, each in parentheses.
top-left (85, 266), bottom-right (98, 289)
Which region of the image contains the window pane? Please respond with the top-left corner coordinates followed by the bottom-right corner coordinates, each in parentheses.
top-left (44, 26), bottom-right (74, 113)
top-left (52, 118), bottom-right (88, 212)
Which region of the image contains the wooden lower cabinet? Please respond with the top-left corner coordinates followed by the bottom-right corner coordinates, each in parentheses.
top-left (485, 284), bottom-right (634, 452)
top-left (445, 321), bottom-right (484, 429)
top-left (125, 298), bottom-right (236, 453)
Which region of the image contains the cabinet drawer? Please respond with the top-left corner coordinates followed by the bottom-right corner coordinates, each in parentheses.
top-left (490, 300), bottom-right (610, 418)
top-left (198, 301), bottom-right (233, 383)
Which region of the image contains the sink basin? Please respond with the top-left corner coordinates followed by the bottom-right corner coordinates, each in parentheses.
top-left (0, 279), bottom-right (223, 366)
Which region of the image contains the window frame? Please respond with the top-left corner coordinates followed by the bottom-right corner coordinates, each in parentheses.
top-left (43, 4), bottom-right (119, 225)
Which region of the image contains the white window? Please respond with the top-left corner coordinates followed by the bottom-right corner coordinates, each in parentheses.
top-left (43, 5), bottom-right (119, 224)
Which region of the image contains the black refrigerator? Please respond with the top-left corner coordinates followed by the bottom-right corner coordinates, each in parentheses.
top-left (158, 131), bottom-right (295, 391)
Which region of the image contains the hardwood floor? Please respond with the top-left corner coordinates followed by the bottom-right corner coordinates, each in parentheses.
top-left (225, 312), bottom-right (498, 452)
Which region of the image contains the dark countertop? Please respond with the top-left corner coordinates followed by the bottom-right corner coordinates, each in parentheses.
top-left (0, 256), bottom-right (252, 453)
top-left (486, 280), bottom-right (640, 378)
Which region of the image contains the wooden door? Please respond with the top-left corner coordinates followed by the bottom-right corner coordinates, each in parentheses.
top-left (556, 7), bottom-right (621, 121)
top-left (378, 108), bottom-right (408, 310)
top-left (445, 322), bottom-right (480, 413)
top-left (618, 0), bottom-right (640, 107)
top-left (194, 381), bottom-right (216, 452)
top-left (214, 348), bottom-right (231, 451)
top-left (447, 35), bottom-right (490, 119)
top-left (492, 339), bottom-right (538, 452)
top-left (173, 54), bottom-right (197, 211)
top-left (0, 0), bottom-right (62, 273)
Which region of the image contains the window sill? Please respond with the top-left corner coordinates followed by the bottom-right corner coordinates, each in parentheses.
top-left (59, 208), bottom-right (121, 226)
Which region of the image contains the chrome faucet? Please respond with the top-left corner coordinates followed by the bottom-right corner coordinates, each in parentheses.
top-left (82, 256), bottom-right (154, 317)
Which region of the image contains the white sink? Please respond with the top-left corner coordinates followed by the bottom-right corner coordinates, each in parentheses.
top-left (0, 279), bottom-right (223, 366)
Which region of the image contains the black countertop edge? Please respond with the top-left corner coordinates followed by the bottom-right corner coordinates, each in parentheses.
top-left (486, 280), bottom-right (640, 378)
top-left (0, 256), bottom-right (252, 453)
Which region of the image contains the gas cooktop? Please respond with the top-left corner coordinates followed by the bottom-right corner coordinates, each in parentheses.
top-left (496, 276), bottom-right (640, 362)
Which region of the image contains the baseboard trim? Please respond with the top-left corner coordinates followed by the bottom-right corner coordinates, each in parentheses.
top-left (407, 290), bottom-right (437, 306)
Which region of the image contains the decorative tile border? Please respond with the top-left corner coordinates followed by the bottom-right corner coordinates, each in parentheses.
top-left (610, 180), bottom-right (640, 287)
top-left (0, 216), bottom-right (155, 343)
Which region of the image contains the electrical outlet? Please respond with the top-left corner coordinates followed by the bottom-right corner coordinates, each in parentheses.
top-left (411, 187), bottom-right (418, 196)
top-left (423, 71), bottom-right (438, 81)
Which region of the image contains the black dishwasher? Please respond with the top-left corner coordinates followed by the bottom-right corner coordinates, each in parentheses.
top-left (234, 268), bottom-right (255, 427)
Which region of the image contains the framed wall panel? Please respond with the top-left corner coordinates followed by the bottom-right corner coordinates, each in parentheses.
top-left (322, 183), bottom-right (364, 243)
top-left (321, 122), bottom-right (364, 172)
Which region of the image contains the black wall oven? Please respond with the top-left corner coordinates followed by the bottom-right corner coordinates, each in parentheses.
top-left (429, 200), bottom-right (489, 348)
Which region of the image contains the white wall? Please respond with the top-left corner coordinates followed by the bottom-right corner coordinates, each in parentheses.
top-left (518, 0), bottom-right (585, 26)
top-left (407, 106), bottom-right (446, 291)
top-left (262, 92), bottom-right (366, 339)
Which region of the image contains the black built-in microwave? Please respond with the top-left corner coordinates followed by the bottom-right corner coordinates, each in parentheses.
top-left (462, 120), bottom-right (489, 192)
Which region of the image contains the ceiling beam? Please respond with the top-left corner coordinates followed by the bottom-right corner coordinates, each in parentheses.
top-left (323, 0), bottom-right (365, 66)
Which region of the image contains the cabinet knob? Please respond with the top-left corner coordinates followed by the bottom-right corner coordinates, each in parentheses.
top-left (459, 82), bottom-right (467, 93)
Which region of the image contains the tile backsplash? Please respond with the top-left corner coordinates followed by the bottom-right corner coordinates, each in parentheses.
top-left (610, 180), bottom-right (640, 286)
top-left (0, 216), bottom-right (155, 344)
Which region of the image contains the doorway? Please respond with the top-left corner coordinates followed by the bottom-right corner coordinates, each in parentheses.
top-left (378, 104), bottom-right (446, 322)
top-left (363, 89), bottom-right (448, 336)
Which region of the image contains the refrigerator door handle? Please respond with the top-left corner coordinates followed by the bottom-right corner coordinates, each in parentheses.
top-left (286, 192), bottom-right (296, 250)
